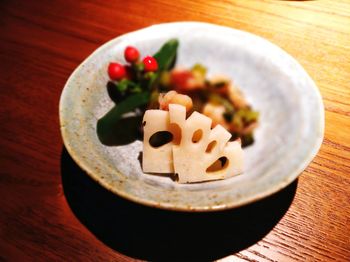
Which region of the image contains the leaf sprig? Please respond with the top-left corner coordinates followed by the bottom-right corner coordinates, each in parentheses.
top-left (97, 39), bottom-right (179, 144)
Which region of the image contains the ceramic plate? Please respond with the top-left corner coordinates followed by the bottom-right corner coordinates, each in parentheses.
top-left (59, 22), bottom-right (324, 211)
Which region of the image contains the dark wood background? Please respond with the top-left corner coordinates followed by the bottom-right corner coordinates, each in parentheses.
top-left (1, 0), bottom-right (349, 261)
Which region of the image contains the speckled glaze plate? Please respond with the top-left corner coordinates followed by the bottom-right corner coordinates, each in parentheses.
top-left (59, 22), bottom-right (324, 211)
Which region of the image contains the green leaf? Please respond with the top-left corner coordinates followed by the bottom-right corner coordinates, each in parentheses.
top-left (130, 85), bottom-right (142, 93)
top-left (97, 91), bottom-right (150, 144)
top-left (147, 72), bottom-right (159, 90)
top-left (237, 108), bottom-right (259, 122)
top-left (133, 62), bottom-right (145, 72)
top-left (191, 63), bottom-right (207, 78)
top-left (116, 79), bottom-right (143, 94)
top-left (153, 39), bottom-right (179, 71)
top-left (209, 94), bottom-right (234, 113)
top-left (116, 79), bottom-right (130, 92)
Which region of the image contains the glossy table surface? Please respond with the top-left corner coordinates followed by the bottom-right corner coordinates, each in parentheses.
top-left (1, 0), bottom-right (349, 261)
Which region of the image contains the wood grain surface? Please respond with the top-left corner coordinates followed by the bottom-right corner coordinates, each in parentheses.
top-left (0, 0), bottom-right (349, 261)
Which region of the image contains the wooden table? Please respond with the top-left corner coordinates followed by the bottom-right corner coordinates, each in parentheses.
top-left (1, 0), bottom-right (349, 261)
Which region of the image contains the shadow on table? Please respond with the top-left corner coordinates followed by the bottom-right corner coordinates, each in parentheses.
top-left (61, 147), bottom-right (297, 261)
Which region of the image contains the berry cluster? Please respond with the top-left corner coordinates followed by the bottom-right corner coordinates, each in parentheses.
top-left (108, 46), bottom-right (158, 81)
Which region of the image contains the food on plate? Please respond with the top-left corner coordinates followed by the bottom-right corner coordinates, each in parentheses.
top-left (143, 104), bottom-right (243, 183)
top-left (158, 90), bottom-right (193, 112)
top-left (164, 67), bottom-right (259, 146)
top-left (97, 39), bottom-right (259, 148)
top-left (96, 39), bottom-right (258, 182)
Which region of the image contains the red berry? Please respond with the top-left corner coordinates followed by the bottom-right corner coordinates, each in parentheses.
top-left (124, 46), bottom-right (140, 63)
top-left (108, 62), bottom-right (126, 80)
top-left (142, 56), bottom-right (158, 72)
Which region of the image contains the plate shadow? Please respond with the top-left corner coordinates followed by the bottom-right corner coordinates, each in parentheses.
top-left (61, 147), bottom-right (297, 261)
